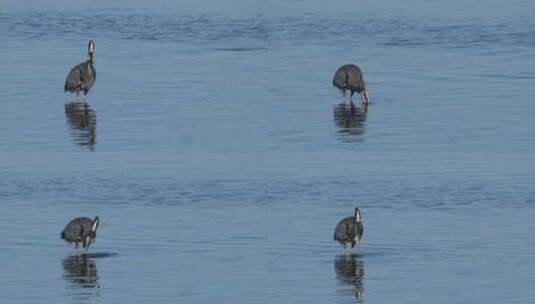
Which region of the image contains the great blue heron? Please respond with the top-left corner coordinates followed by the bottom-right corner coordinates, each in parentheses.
top-left (334, 208), bottom-right (364, 249)
top-left (61, 217), bottom-right (100, 250)
top-left (333, 64), bottom-right (369, 106)
top-left (65, 40), bottom-right (96, 97)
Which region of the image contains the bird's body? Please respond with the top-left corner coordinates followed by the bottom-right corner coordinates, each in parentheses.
top-left (333, 64), bottom-right (369, 105)
top-left (334, 208), bottom-right (364, 249)
top-left (65, 62), bottom-right (96, 95)
top-left (65, 40), bottom-right (96, 96)
top-left (61, 217), bottom-right (100, 249)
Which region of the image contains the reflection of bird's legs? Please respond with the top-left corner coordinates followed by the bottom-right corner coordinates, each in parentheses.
top-left (355, 290), bottom-right (363, 302)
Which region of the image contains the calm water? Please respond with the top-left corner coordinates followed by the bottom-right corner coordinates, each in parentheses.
top-left (1, 0), bottom-right (535, 303)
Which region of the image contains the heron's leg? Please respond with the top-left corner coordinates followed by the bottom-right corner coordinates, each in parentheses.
top-left (341, 89), bottom-right (347, 103)
top-left (350, 99), bottom-right (356, 110)
top-left (360, 93), bottom-right (366, 104)
top-left (75, 242), bottom-right (79, 250)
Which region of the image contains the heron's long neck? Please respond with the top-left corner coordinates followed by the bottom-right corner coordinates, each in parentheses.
top-left (86, 63), bottom-right (92, 77)
top-left (86, 58), bottom-right (93, 74)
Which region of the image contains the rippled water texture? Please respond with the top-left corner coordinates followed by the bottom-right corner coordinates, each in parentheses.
top-left (1, 0), bottom-right (535, 303)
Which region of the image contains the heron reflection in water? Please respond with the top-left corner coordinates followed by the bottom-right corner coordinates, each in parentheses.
top-left (62, 254), bottom-right (99, 289)
top-left (333, 103), bottom-right (368, 141)
top-left (334, 254), bottom-right (364, 302)
top-left (65, 102), bottom-right (96, 150)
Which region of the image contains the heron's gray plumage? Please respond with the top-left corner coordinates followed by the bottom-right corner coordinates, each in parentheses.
top-left (334, 208), bottom-right (364, 249)
top-left (333, 64), bottom-right (369, 104)
top-left (65, 40), bottom-right (96, 96)
top-left (61, 216), bottom-right (100, 249)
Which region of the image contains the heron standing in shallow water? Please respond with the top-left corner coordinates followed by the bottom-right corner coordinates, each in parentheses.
top-left (333, 64), bottom-right (369, 106)
top-left (65, 40), bottom-right (96, 97)
top-left (61, 217), bottom-right (100, 250)
top-left (334, 208), bottom-right (364, 249)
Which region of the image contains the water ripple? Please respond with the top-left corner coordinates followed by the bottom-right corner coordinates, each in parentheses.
top-left (2, 13), bottom-right (534, 48)
top-left (1, 175), bottom-right (533, 211)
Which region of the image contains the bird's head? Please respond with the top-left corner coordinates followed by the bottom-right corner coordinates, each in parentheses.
top-left (87, 40), bottom-right (95, 62)
top-left (85, 216), bottom-right (99, 246)
top-left (354, 208), bottom-right (362, 223)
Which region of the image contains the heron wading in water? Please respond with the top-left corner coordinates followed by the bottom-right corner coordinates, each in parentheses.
top-left (61, 217), bottom-right (100, 250)
top-left (333, 64), bottom-right (369, 106)
top-left (65, 40), bottom-right (96, 98)
top-left (334, 208), bottom-right (364, 249)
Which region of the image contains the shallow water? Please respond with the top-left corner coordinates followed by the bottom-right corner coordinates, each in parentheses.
top-left (1, 1), bottom-right (535, 303)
